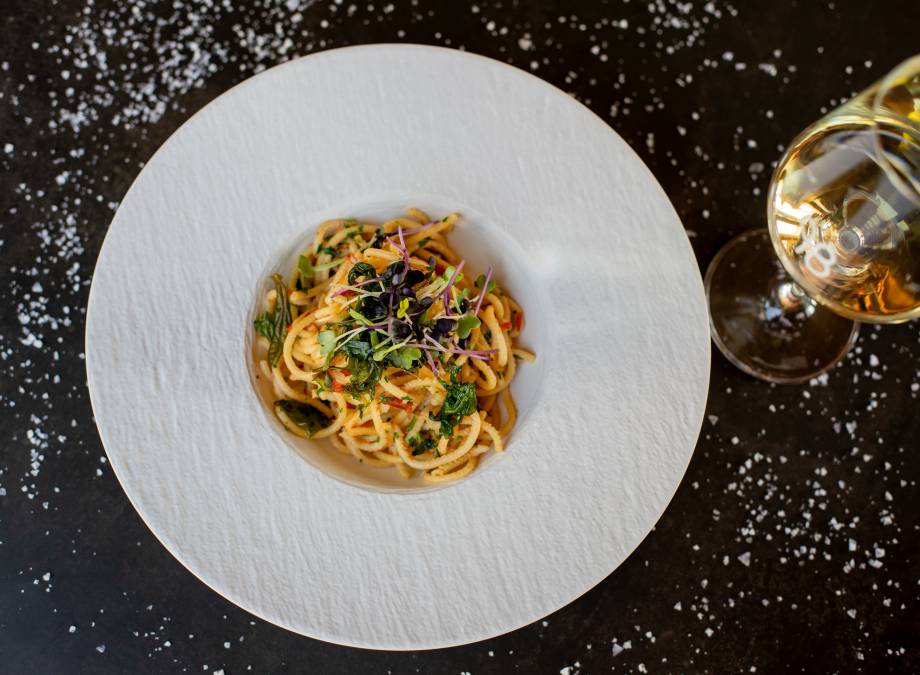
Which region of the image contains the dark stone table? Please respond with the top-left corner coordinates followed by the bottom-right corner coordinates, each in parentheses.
top-left (2, 0), bottom-right (918, 672)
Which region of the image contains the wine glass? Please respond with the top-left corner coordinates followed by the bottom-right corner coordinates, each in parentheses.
top-left (706, 55), bottom-right (920, 383)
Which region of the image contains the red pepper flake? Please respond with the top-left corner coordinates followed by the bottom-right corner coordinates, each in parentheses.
top-left (514, 312), bottom-right (524, 331)
top-left (386, 398), bottom-right (414, 411)
top-left (499, 321), bottom-right (512, 331)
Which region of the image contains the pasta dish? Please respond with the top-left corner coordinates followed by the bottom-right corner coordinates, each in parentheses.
top-left (252, 208), bottom-right (534, 483)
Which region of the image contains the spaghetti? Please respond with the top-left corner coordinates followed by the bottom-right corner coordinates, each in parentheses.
top-left (253, 208), bottom-right (534, 483)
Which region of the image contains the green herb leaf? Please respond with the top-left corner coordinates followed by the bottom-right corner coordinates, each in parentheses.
top-left (475, 273), bottom-right (496, 293)
top-left (387, 346), bottom-right (422, 370)
top-left (274, 400), bottom-right (330, 437)
top-left (456, 314), bottom-right (481, 339)
top-left (253, 311), bottom-right (273, 339)
top-left (266, 274), bottom-right (292, 367)
top-left (339, 339), bottom-right (373, 359)
top-left (348, 261), bottom-right (377, 285)
top-left (441, 266), bottom-right (464, 283)
top-left (452, 287), bottom-right (470, 312)
top-left (317, 245), bottom-right (337, 255)
top-left (396, 297), bottom-right (411, 319)
top-left (318, 330), bottom-right (337, 355)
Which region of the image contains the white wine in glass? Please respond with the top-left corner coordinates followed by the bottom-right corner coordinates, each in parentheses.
top-left (707, 55), bottom-right (920, 383)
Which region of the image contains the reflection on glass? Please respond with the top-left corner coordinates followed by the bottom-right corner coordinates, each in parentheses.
top-left (706, 55), bottom-right (920, 383)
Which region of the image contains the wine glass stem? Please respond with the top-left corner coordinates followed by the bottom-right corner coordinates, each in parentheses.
top-left (774, 280), bottom-right (817, 315)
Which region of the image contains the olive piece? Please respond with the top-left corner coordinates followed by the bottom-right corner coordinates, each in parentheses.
top-left (406, 269), bottom-right (426, 286)
top-left (392, 320), bottom-right (412, 340)
top-left (361, 297), bottom-right (387, 321)
top-left (386, 261), bottom-right (407, 286)
top-left (435, 318), bottom-right (456, 335)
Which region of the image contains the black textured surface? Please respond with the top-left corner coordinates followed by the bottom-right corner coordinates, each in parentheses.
top-left (2, 1), bottom-right (919, 673)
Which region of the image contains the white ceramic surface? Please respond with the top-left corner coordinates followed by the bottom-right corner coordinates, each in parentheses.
top-left (86, 44), bottom-right (710, 650)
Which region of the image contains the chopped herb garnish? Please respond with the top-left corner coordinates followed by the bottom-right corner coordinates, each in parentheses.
top-left (433, 378), bottom-right (477, 438)
top-left (408, 431), bottom-right (438, 455)
top-left (274, 400), bottom-right (330, 436)
top-left (345, 353), bottom-right (384, 396)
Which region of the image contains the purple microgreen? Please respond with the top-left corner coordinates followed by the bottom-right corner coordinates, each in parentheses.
top-left (397, 225), bottom-right (411, 269)
top-left (333, 325), bottom-right (370, 352)
top-left (441, 260), bottom-right (464, 316)
top-left (349, 308), bottom-right (374, 325)
top-left (400, 221), bottom-right (437, 236)
top-left (449, 339), bottom-right (498, 360)
top-left (472, 266), bottom-right (493, 316)
top-left (425, 348), bottom-right (438, 375)
top-left (372, 336), bottom-right (412, 362)
top-left (331, 278), bottom-right (384, 297)
top-left (385, 232), bottom-right (411, 272)
top-left (422, 335), bottom-right (449, 352)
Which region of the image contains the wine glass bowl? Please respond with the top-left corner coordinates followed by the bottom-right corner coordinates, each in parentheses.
top-left (707, 54), bottom-right (920, 382)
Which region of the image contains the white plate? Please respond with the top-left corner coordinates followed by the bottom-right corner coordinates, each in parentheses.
top-left (86, 44), bottom-right (709, 650)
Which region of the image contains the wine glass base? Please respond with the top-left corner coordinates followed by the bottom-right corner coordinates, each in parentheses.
top-left (705, 229), bottom-right (860, 384)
